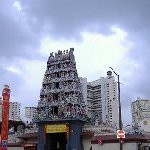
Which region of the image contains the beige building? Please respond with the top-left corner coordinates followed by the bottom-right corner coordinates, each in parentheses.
top-left (80, 71), bottom-right (119, 127)
top-left (131, 97), bottom-right (150, 132)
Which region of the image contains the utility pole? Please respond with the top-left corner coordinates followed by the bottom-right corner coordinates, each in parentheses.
top-left (109, 67), bottom-right (123, 150)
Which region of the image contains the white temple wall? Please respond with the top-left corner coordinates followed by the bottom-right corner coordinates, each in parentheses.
top-left (91, 142), bottom-right (137, 150)
top-left (82, 138), bottom-right (92, 150)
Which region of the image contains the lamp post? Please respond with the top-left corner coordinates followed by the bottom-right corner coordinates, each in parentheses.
top-left (109, 67), bottom-right (123, 150)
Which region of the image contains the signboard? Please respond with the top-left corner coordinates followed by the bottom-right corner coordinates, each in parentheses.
top-left (46, 124), bottom-right (67, 133)
top-left (117, 130), bottom-right (125, 139)
top-left (2, 140), bottom-right (7, 149)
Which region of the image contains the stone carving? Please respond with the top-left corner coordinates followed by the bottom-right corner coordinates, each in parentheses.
top-left (69, 48), bottom-right (75, 62)
top-left (35, 49), bottom-right (87, 121)
top-left (58, 50), bottom-right (62, 55)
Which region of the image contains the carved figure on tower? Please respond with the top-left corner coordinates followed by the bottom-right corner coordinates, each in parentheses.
top-left (35, 48), bottom-right (87, 121)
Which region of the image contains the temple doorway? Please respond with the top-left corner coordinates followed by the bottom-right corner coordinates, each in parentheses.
top-left (46, 132), bottom-right (67, 150)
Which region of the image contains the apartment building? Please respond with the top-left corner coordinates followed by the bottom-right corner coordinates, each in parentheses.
top-left (9, 102), bottom-right (21, 120)
top-left (80, 71), bottom-right (119, 127)
top-left (0, 100), bottom-right (21, 121)
top-left (25, 107), bottom-right (37, 120)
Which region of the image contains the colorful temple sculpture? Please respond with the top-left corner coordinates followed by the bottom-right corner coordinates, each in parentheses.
top-left (35, 48), bottom-right (87, 150)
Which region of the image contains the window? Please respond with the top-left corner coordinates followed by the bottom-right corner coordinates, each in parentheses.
top-left (58, 64), bottom-right (61, 69)
top-left (56, 73), bottom-right (60, 78)
top-left (53, 94), bottom-right (58, 100)
top-left (55, 82), bottom-right (59, 89)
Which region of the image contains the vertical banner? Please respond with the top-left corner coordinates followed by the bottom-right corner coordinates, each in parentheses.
top-left (1, 85), bottom-right (10, 150)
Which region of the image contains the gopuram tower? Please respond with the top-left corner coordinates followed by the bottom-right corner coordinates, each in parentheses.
top-left (36, 48), bottom-right (87, 150)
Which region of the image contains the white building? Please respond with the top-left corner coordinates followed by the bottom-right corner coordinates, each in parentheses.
top-left (80, 71), bottom-right (119, 127)
top-left (131, 97), bottom-right (150, 132)
top-left (25, 107), bottom-right (37, 120)
top-left (0, 100), bottom-right (21, 121)
top-left (9, 102), bottom-right (21, 121)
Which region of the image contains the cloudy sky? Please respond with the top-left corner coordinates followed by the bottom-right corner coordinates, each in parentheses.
top-left (0, 0), bottom-right (150, 125)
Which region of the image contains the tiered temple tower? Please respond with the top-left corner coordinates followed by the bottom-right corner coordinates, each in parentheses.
top-left (36, 48), bottom-right (86, 150)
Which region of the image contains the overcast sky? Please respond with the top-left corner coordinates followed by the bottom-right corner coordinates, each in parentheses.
top-left (0, 0), bottom-right (150, 125)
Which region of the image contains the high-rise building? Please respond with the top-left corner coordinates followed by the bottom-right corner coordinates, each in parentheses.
top-left (0, 101), bottom-right (21, 121)
top-left (80, 71), bottom-right (119, 127)
top-left (25, 107), bottom-right (37, 120)
top-left (9, 102), bottom-right (21, 121)
top-left (131, 97), bottom-right (150, 132)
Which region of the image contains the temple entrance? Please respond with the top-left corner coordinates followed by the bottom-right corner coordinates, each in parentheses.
top-left (46, 132), bottom-right (67, 150)
top-left (37, 121), bottom-right (84, 150)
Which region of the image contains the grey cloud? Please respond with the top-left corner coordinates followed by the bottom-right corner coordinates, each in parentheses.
top-left (1, 0), bottom-right (149, 59)
top-left (0, 1), bottom-right (41, 59)
top-left (0, 68), bottom-right (39, 111)
top-left (21, 0), bottom-right (150, 40)
top-left (124, 40), bottom-right (150, 100)
top-left (0, 67), bottom-right (24, 98)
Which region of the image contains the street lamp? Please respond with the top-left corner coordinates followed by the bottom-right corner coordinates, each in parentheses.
top-left (109, 67), bottom-right (123, 150)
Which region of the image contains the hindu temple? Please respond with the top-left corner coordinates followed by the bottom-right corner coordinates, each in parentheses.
top-left (35, 48), bottom-right (87, 150)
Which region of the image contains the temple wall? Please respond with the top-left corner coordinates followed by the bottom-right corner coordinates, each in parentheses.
top-left (91, 142), bottom-right (137, 150)
top-left (82, 138), bottom-right (91, 150)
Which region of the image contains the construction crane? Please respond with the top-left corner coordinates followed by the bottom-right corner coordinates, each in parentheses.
top-left (0, 85), bottom-right (10, 150)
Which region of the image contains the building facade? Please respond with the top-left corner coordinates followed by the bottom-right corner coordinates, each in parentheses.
top-left (80, 71), bottom-right (119, 127)
top-left (131, 97), bottom-right (150, 132)
top-left (0, 100), bottom-right (21, 121)
top-left (9, 102), bottom-right (21, 121)
top-left (25, 107), bottom-right (37, 120)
